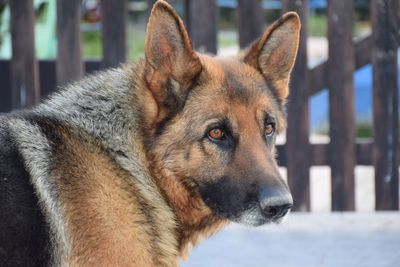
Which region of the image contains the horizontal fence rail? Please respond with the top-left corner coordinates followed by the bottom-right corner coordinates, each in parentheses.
top-left (0, 0), bottom-right (399, 211)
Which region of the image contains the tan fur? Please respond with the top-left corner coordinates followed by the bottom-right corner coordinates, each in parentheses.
top-left (145, 55), bottom-right (288, 255)
top-left (49, 129), bottom-right (175, 266)
top-left (150, 162), bottom-right (228, 258)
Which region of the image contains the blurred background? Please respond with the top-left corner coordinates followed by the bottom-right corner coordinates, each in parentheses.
top-left (0, 0), bottom-right (399, 266)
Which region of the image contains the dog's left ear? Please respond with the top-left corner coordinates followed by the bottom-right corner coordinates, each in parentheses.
top-left (144, 0), bottom-right (201, 118)
top-left (241, 12), bottom-right (300, 102)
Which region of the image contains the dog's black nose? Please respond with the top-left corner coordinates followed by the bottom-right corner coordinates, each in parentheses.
top-left (259, 188), bottom-right (293, 220)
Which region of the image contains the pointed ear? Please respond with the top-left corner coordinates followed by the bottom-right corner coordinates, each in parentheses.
top-left (241, 12), bottom-right (301, 102)
top-left (144, 0), bottom-right (201, 115)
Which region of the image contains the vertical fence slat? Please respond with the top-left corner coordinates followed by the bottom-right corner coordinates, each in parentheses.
top-left (102, 0), bottom-right (127, 68)
top-left (237, 0), bottom-right (263, 48)
top-left (0, 60), bottom-right (11, 112)
top-left (281, 0), bottom-right (310, 211)
top-left (56, 0), bottom-right (83, 86)
top-left (328, 0), bottom-right (356, 211)
top-left (372, 0), bottom-right (399, 210)
top-left (9, 0), bottom-right (40, 109)
top-left (188, 0), bottom-right (217, 54)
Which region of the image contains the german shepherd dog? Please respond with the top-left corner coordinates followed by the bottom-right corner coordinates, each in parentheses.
top-left (0, 1), bottom-right (300, 266)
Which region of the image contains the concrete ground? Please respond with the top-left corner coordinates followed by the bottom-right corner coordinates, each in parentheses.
top-left (181, 212), bottom-right (400, 267)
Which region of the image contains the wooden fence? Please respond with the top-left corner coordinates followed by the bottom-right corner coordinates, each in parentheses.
top-left (0, 0), bottom-right (398, 211)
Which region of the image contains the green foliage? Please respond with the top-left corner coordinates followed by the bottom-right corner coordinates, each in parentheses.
top-left (218, 32), bottom-right (237, 48)
top-left (308, 13), bottom-right (371, 38)
top-left (82, 30), bottom-right (102, 58)
top-left (356, 122), bottom-right (373, 138)
top-left (219, 7), bottom-right (237, 30)
top-left (315, 121), bottom-right (373, 139)
top-left (308, 14), bottom-right (327, 37)
top-left (127, 29), bottom-right (145, 60)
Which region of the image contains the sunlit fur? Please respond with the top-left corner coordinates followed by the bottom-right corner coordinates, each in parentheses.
top-left (0, 1), bottom-right (300, 265)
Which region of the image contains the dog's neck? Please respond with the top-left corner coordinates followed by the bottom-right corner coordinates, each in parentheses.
top-left (149, 161), bottom-right (228, 258)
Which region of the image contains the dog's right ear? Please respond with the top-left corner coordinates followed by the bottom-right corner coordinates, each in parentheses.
top-left (144, 0), bottom-right (201, 121)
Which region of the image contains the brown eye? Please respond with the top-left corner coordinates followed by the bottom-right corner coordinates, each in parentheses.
top-left (265, 123), bottom-right (275, 136)
top-left (208, 128), bottom-right (224, 140)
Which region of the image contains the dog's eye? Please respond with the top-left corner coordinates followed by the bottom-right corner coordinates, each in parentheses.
top-left (208, 128), bottom-right (225, 140)
top-left (265, 123), bottom-right (275, 137)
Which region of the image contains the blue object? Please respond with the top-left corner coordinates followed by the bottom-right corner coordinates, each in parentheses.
top-left (310, 54), bottom-right (400, 133)
top-left (217, 0), bottom-right (328, 10)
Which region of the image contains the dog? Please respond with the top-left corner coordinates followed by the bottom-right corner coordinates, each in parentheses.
top-left (0, 1), bottom-right (300, 266)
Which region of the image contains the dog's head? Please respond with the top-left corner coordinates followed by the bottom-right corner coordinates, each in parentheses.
top-left (142, 0), bottom-right (300, 226)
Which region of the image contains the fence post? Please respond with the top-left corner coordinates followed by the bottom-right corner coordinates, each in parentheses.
top-left (0, 60), bottom-right (11, 112)
top-left (101, 0), bottom-right (127, 68)
top-left (371, 0), bottom-right (399, 210)
top-left (281, 0), bottom-right (310, 211)
top-left (9, 0), bottom-right (40, 109)
top-left (56, 0), bottom-right (83, 86)
top-left (237, 0), bottom-right (263, 48)
top-left (328, 0), bottom-right (356, 211)
top-left (187, 0), bottom-right (217, 54)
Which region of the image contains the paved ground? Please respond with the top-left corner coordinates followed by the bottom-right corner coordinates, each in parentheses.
top-left (181, 212), bottom-right (400, 267)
